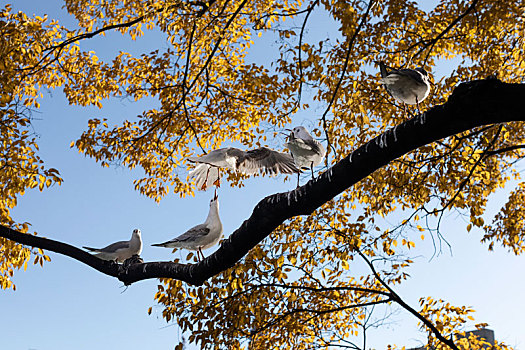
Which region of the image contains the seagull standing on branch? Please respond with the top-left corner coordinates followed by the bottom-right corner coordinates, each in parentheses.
top-left (187, 147), bottom-right (301, 190)
top-left (285, 126), bottom-right (326, 187)
top-left (152, 191), bottom-right (223, 261)
top-left (377, 61), bottom-right (431, 116)
top-left (83, 229), bottom-right (143, 263)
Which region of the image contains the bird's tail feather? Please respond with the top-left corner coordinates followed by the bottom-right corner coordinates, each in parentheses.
top-left (151, 242), bottom-right (169, 247)
top-left (378, 61), bottom-right (388, 78)
top-left (188, 164), bottom-right (218, 191)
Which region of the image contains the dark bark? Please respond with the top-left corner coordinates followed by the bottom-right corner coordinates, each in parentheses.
top-left (1, 79), bottom-right (524, 286)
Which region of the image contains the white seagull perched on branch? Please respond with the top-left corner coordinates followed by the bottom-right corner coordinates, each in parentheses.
top-left (152, 191), bottom-right (223, 261)
top-left (285, 126), bottom-right (326, 187)
top-left (187, 146), bottom-right (301, 190)
top-left (377, 61), bottom-right (431, 115)
top-left (83, 229), bottom-right (143, 263)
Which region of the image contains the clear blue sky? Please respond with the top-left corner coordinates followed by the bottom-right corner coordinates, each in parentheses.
top-left (2, 2), bottom-right (525, 350)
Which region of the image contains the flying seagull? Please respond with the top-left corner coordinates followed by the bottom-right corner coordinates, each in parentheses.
top-left (377, 61), bottom-right (431, 115)
top-left (285, 126), bottom-right (326, 187)
top-left (187, 146), bottom-right (301, 190)
top-left (152, 191), bottom-right (223, 261)
top-left (83, 229), bottom-right (143, 263)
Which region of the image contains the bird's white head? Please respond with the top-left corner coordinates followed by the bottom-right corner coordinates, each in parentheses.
top-left (210, 190), bottom-right (219, 208)
top-left (132, 228), bottom-right (142, 237)
top-left (290, 126), bottom-right (313, 141)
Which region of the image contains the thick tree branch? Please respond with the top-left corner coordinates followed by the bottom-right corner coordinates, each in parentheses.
top-left (1, 79), bottom-right (524, 286)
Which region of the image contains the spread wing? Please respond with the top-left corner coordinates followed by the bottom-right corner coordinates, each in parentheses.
top-left (84, 240), bottom-right (129, 253)
top-left (236, 147), bottom-right (300, 175)
top-left (186, 148), bottom-right (233, 168)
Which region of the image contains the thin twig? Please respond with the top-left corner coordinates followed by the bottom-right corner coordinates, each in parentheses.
top-left (356, 249), bottom-right (459, 350)
top-left (320, 0), bottom-right (376, 166)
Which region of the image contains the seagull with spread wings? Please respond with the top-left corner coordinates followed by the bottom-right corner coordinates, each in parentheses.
top-left (83, 229), bottom-right (143, 263)
top-left (377, 61), bottom-right (431, 116)
top-left (152, 191), bottom-right (222, 261)
top-left (187, 146), bottom-right (301, 190)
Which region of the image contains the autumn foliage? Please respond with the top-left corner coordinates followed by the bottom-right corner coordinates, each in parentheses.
top-left (1, 0), bottom-right (524, 349)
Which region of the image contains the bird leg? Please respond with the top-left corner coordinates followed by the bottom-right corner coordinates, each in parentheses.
top-left (213, 167), bottom-right (221, 187)
top-left (296, 171), bottom-right (300, 188)
top-left (416, 96), bottom-right (421, 115)
top-left (310, 162), bottom-right (315, 180)
top-left (201, 166), bottom-right (211, 191)
top-left (198, 247), bottom-right (205, 261)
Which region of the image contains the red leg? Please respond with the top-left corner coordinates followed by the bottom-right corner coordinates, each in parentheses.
top-left (202, 166), bottom-right (211, 191)
top-left (213, 168), bottom-right (221, 187)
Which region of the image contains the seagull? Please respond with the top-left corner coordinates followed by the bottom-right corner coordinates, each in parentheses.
top-left (187, 146), bottom-right (301, 190)
top-left (83, 229), bottom-right (143, 263)
top-left (285, 126), bottom-right (326, 187)
top-left (152, 191), bottom-right (223, 261)
top-left (377, 61), bottom-right (431, 115)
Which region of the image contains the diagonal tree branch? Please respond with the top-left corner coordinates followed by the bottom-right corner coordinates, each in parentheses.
top-left (411, 0), bottom-right (479, 64)
top-left (357, 249), bottom-right (459, 350)
top-left (1, 79), bottom-right (524, 287)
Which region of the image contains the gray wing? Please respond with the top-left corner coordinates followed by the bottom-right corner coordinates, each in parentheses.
top-left (237, 147), bottom-right (300, 175)
top-left (304, 139), bottom-right (324, 156)
top-left (84, 240), bottom-right (129, 253)
top-left (396, 68), bottom-right (426, 84)
top-left (172, 224), bottom-right (210, 243)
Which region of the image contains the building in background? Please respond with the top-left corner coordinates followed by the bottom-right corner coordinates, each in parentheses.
top-left (408, 328), bottom-right (495, 350)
